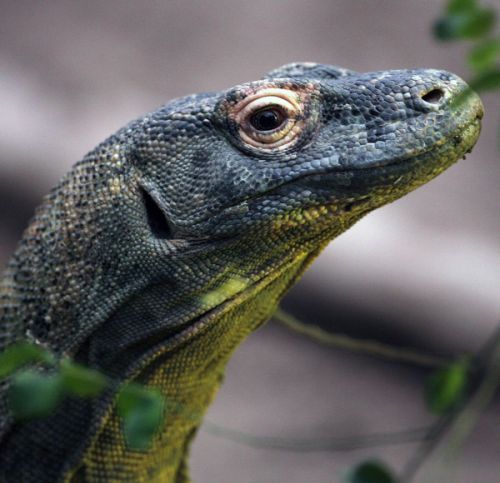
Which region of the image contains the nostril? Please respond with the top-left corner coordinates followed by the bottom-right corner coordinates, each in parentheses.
top-left (421, 88), bottom-right (445, 104)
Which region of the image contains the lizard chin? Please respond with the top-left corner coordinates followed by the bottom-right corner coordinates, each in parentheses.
top-left (315, 114), bottom-right (482, 219)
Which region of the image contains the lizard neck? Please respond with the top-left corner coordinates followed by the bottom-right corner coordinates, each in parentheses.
top-left (67, 249), bottom-right (318, 481)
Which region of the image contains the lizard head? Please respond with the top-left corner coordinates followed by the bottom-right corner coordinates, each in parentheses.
top-left (134, 62), bottom-right (483, 254)
top-left (12, 63), bottom-right (483, 359)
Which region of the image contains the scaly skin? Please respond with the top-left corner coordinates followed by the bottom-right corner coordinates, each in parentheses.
top-left (0, 63), bottom-right (482, 481)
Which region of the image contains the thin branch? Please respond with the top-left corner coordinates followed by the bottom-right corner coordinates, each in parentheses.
top-left (445, 328), bottom-right (500, 454)
top-left (273, 307), bottom-right (447, 368)
top-left (399, 415), bottom-right (452, 482)
top-left (401, 326), bottom-right (500, 482)
top-left (202, 420), bottom-right (431, 452)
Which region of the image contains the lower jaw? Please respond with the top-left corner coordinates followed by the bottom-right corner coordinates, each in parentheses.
top-left (334, 117), bottom-right (481, 202)
top-left (269, 118), bottom-right (482, 246)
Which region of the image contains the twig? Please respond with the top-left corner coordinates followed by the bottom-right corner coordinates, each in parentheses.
top-left (203, 420), bottom-right (432, 452)
top-left (273, 307), bottom-right (447, 368)
top-left (401, 326), bottom-right (500, 482)
top-left (399, 415), bottom-right (452, 482)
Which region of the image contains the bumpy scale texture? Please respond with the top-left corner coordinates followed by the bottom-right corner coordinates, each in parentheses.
top-left (0, 63), bottom-right (482, 482)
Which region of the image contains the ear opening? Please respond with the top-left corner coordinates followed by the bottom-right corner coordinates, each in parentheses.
top-left (140, 186), bottom-right (174, 239)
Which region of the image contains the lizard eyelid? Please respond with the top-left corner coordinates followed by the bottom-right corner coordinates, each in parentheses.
top-left (231, 88), bottom-right (305, 151)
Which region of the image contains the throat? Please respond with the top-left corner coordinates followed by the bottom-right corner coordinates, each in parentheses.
top-left (69, 251), bottom-right (314, 481)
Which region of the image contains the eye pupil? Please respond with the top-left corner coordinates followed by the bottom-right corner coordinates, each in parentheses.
top-left (250, 108), bottom-right (284, 131)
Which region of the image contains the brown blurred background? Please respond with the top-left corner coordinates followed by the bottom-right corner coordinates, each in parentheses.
top-left (0, 1), bottom-right (499, 482)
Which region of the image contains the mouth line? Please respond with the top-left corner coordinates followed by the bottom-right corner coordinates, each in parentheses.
top-left (217, 117), bottom-right (480, 216)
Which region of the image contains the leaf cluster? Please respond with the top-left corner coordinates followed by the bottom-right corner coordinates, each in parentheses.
top-left (434, 0), bottom-right (499, 93)
top-left (0, 342), bottom-right (164, 450)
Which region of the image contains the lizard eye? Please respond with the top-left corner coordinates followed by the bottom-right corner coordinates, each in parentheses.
top-left (249, 107), bottom-right (286, 131)
top-left (232, 88), bottom-right (305, 150)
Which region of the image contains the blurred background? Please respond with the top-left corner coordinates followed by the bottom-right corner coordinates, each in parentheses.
top-left (0, 1), bottom-right (498, 481)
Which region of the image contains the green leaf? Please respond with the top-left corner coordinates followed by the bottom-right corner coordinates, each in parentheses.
top-left (60, 359), bottom-right (107, 398)
top-left (346, 460), bottom-right (396, 483)
top-left (425, 359), bottom-right (470, 415)
top-left (0, 341), bottom-right (55, 379)
top-left (117, 383), bottom-right (148, 417)
top-left (434, 9), bottom-right (496, 41)
top-left (117, 383), bottom-right (164, 450)
top-left (446, 0), bottom-right (477, 15)
top-left (469, 68), bottom-right (500, 92)
top-left (8, 370), bottom-right (63, 419)
top-left (468, 38), bottom-right (500, 71)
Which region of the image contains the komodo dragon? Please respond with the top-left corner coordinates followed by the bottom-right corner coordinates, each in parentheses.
top-left (0, 63), bottom-right (483, 481)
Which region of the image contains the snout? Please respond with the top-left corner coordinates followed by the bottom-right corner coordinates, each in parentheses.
top-left (316, 68), bottom-right (484, 172)
top-left (410, 69), bottom-right (484, 121)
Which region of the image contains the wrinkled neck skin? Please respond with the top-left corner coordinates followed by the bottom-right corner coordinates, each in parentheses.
top-left (0, 239), bottom-right (332, 482)
top-left (0, 163), bottom-right (351, 481)
top-left (71, 241), bottom-right (322, 482)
